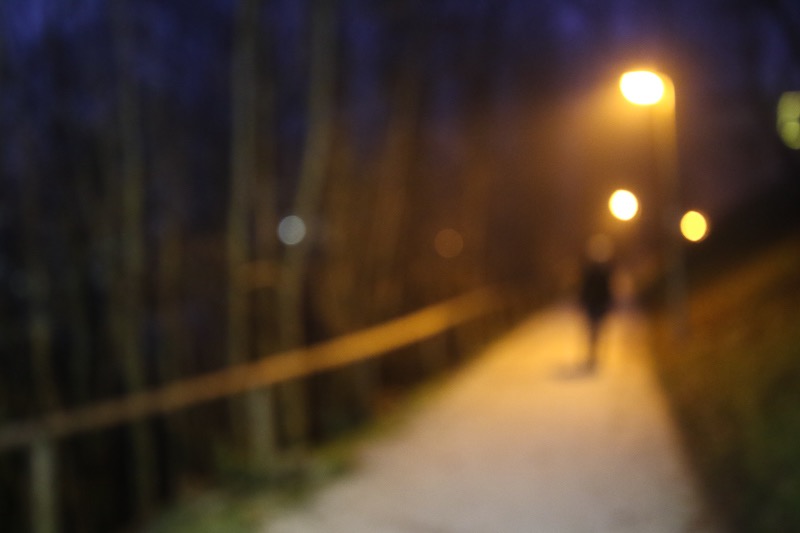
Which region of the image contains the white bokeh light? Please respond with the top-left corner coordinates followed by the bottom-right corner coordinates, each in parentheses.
top-left (277, 215), bottom-right (306, 246)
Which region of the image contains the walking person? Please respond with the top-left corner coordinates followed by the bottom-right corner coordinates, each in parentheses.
top-left (579, 235), bottom-right (614, 373)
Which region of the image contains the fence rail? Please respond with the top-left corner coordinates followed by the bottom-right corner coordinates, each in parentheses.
top-left (3, 286), bottom-right (509, 533)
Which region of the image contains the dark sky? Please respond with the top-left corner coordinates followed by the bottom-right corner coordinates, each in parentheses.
top-left (1, 0), bottom-right (798, 242)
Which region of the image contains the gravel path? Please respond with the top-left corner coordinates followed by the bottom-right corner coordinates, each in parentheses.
top-left (261, 304), bottom-right (720, 533)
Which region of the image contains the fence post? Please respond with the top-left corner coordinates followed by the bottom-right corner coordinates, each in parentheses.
top-left (246, 387), bottom-right (278, 474)
top-left (31, 438), bottom-right (58, 533)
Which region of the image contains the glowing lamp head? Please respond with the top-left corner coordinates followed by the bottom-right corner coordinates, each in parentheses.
top-left (620, 71), bottom-right (665, 106)
top-left (777, 92), bottom-right (800, 150)
top-left (609, 189), bottom-right (639, 221)
top-left (680, 210), bottom-right (709, 242)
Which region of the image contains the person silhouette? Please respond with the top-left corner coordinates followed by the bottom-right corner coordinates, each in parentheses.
top-left (578, 235), bottom-right (614, 373)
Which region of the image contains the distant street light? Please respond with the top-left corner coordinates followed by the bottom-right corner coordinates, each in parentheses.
top-left (680, 210), bottom-right (709, 242)
top-left (434, 228), bottom-right (464, 259)
top-left (777, 92), bottom-right (800, 150)
top-left (608, 189), bottom-right (639, 221)
top-left (620, 69), bottom-right (687, 335)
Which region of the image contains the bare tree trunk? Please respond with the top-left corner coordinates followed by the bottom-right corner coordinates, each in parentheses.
top-left (451, 14), bottom-right (503, 355)
top-left (112, 1), bottom-right (156, 519)
top-left (147, 103), bottom-right (193, 494)
top-left (227, 0), bottom-right (278, 471)
top-left (47, 25), bottom-right (95, 407)
top-left (63, 178), bottom-right (93, 405)
top-left (312, 130), bottom-right (362, 335)
top-left (460, 6), bottom-right (504, 294)
top-left (363, 41), bottom-right (423, 322)
top-left (310, 131), bottom-right (374, 432)
top-left (250, 9), bottom-right (281, 472)
top-left (151, 106), bottom-right (187, 384)
top-left (20, 133), bottom-right (59, 413)
top-left (335, 26), bottom-right (426, 399)
top-left (276, 0), bottom-right (337, 450)
top-left (30, 439), bottom-right (58, 533)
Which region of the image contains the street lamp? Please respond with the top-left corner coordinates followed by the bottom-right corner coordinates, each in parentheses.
top-left (620, 69), bottom-right (687, 336)
top-left (680, 210), bottom-right (709, 242)
top-left (609, 189), bottom-right (639, 221)
top-left (620, 71), bottom-right (665, 106)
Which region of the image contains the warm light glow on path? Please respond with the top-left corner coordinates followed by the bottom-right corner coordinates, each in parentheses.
top-left (264, 305), bottom-right (718, 532)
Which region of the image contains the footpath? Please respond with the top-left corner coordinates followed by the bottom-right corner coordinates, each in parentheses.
top-left (260, 304), bottom-right (721, 533)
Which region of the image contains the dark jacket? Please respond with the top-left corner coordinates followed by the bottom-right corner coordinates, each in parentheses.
top-left (579, 260), bottom-right (613, 321)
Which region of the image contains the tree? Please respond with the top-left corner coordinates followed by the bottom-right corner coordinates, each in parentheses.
top-left (19, 126), bottom-right (60, 414)
top-left (226, 0), bottom-right (279, 472)
top-left (111, 0), bottom-right (157, 519)
top-left (276, 0), bottom-right (337, 450)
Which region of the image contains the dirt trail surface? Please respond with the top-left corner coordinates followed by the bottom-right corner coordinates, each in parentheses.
top-left (261, 305), bottom-right (720, 533)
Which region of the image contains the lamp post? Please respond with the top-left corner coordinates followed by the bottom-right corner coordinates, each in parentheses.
top-left (620, 70), bottom-right (687, 336)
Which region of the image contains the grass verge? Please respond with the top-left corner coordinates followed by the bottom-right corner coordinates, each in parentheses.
top-left (140, 368), bottom-right (467, 533)
top-left (649, 232), bottom-right (800, 532)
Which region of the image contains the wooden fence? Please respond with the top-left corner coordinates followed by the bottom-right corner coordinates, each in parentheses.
top-left (0, 286), bottom-right (508, 533)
